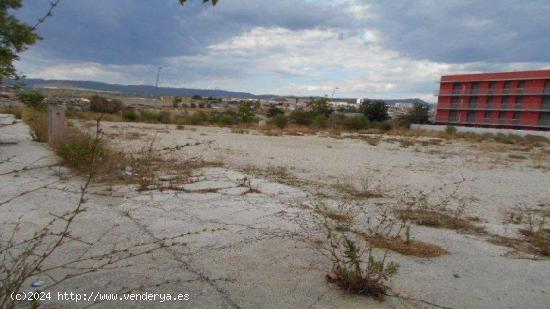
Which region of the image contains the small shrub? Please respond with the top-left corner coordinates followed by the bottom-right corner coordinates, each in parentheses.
top-left (378, 121), bottom-right (393, 132)
top-left (11, 108), bottom-right (23, 119)
top-left (22, 109), bottom-right (48, 142)
top-left (289, 110), bottom-right (313, 126)
top-left (399, 139), bottom-right (415, 148)
top-left (158, 110), bottom-right (172, 124)
top-left (269, 114), bottom-right (288, 129)
top-left (361, 100), bottom-right (389, 122)
top-left (141, 110), bottom-right (160, 123)
top-left (122, 109), bottom-right (139, 122)
top-left (57, 133), bottom-right (109, 172)
top-left (311, 114), bottom-right (329, 128)
top-left (445, 125), bottom-right (457, 136)
top-left (343, 115), bottom-right (369, 130)
top-left (186, 111), bottom-right (209, 125)
top-left (267, 106), bottom-right (284, 118)
top-left (18, 92), bottom-right (46, 109)
top-left (217, 113), bottom-right (238, 125)
top-left (90, 95), bottom-right (123, 114)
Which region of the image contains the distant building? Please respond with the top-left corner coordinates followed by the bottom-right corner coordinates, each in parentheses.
top-left (436, 70), bottom-right (550, 131)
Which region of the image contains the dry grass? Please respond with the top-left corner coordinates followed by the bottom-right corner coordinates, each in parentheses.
top-left (334, 178), bottom-right (385, 200)
top-left (397, 209), bottom-right (486, 234)
top-left (520, 228), bottom-right (550, 256)
top-left (365, 235), bottom-right (448, 258)
top-left (22, 108), bottom-right (48, 142)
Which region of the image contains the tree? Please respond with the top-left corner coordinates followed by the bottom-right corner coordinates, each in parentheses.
top-left (267, 106), bottom-right (284, 118)
top-left (18, 92), bottom-right (45, 109)
top-left (1, 0), bottom-right (215, 83)
top-left (173, 96), bottom-right (183, 108)
top-left (0, 0), bottom-right (40, 81)
top-left (90, 95), bottom-right (123, 114)
top-left (237, 101), bottom-right (255, 123)
top-left (192, 94), bottom-right (203, 100)
top-left (407, 103), bottom-right (430, 124)
top-left (361, 100), bottom-right (389, 122)
top-left (307, 97), bottom-right (332, 117)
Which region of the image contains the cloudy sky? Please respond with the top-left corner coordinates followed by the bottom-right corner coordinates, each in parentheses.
top-left (15, 0), bottom-right (550, 102)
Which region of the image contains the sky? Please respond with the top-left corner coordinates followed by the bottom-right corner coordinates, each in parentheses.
top-left (14, 0), bottom-right (550, 102)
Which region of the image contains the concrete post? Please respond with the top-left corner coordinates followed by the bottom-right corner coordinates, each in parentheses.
top-left (48, 105), bottom-right (66, 147)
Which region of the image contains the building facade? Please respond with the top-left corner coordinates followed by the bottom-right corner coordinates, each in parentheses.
top-left (436, 70), bottom-right (550, 131)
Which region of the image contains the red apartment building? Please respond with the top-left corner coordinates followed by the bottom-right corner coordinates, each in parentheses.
top-left (436, 70), bottom-right (550, 131)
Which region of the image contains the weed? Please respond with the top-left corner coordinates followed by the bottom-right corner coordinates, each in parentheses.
top-left (22, 108), bottom-right (48, 142)
top-left (399, 139), bottom-right (415, 148)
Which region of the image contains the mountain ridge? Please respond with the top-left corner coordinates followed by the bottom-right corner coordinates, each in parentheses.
top-left (6, 78), bottom-right (432, 105)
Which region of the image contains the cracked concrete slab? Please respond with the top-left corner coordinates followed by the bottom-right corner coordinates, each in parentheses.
top-left (2, 115), bottom-right (550, 309)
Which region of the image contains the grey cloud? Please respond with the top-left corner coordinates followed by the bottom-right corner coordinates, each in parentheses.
top-left (365, 0), bottom-right (550, 63)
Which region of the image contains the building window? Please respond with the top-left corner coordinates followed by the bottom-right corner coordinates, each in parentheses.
top-left (504, 81), bottom-right (512, 94)
top-left (467, 111), bottom-right (475, 123)
top-left (540, 112), bottom-right (550, 126)
top-left (513, 112), bottom-right (521, 120)
top-left (452, 83), bottom-right (462, 94)
top-left (517, 80), bottom-right (526, 94)
top-left (498, 112), bottom-right (506, 124)
top-left (471, 82), bottom-right (481, 94)
top-left (516, 96), bottom-right (524, 107)
top-left (489, 81), bottom-right (497, 94)
top-left (484, 111), bottom-right (491, 118)
top-left (449, 111), bottom-right (458, 122)
top-left (545, 80), bottom-right (550, 94)
top-left (469, 96), bottom-right (478, 108)
top-left (486, 96), bottom-right (494, 108)
top-left (451, 96), bottom-right (460, 107)
top-left (543, 96), bottom-right (550, 110)
top-left (501, 97), bottom-right (509, 108)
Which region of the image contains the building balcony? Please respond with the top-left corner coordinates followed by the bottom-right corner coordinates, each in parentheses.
top-left (438, 104), bottom-right (550, 112)
top-left (436, 88), bottom-right (550, 96)
top-left (442, 118), bottom-right (549, 128)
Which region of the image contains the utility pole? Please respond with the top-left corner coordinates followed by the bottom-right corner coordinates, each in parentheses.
top-left (331, 87), bottom-right (339, 99)
top-left (155, 66), bottom-right (162, 89)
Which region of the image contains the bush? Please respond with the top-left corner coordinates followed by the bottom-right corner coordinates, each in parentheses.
top-left (445, 125), bottom-right (457, 135)
top-left (18, 92), bottom-right (46, 109)
top-left (328, 113), bottom-right (347, 129)
top-left (237, 101), bottom-right (256, 123)
top-left (343, 115), bottom-right (370, 130)
top-left (22, 109), bottom-right (48, 142)
top-left (186, 111), bottom-right (209, 125)
top-left (307, 97), bottom-right (333, 117)
top-left (289, 110), bottom-right (313, 126)
top-left (407, 103), bottom-right (430, 124)
top-left (57, 133), bottom-right (109, 172)
top-left (90, 95), bottom-right (123, 114)
top-left (122, 109), bottom-right (139, 122)
top-left (361, 100), bottom-right (389, 122)
top-left (267, 106), bottom-right (284, 118)
top-left (173, 96), bottom-right (182, 108)
top-left (216, 113), bottom-right (237, 125)
top-left (269, 114), bottom-right (288, 128)
top-left (141, 110), bottom-right (159, 123)
top-left (378, 121), bottom-right (393, 132)
top-left (312, 114), bottom-right (329, 128)
top-left (158, 110), bottom-right (172, 124)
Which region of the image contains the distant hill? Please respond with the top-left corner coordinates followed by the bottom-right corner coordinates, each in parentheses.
top-left (6, 78), bottom-right (432, 104)
top-left (8, 78), bottom-right (258, 99)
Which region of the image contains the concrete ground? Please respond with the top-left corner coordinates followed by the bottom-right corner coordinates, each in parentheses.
top-left (1, 115), bottom-right (550, 308)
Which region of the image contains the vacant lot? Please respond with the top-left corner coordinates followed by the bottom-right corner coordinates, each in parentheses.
top-left (2, 116), bottom-right (549, 308)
